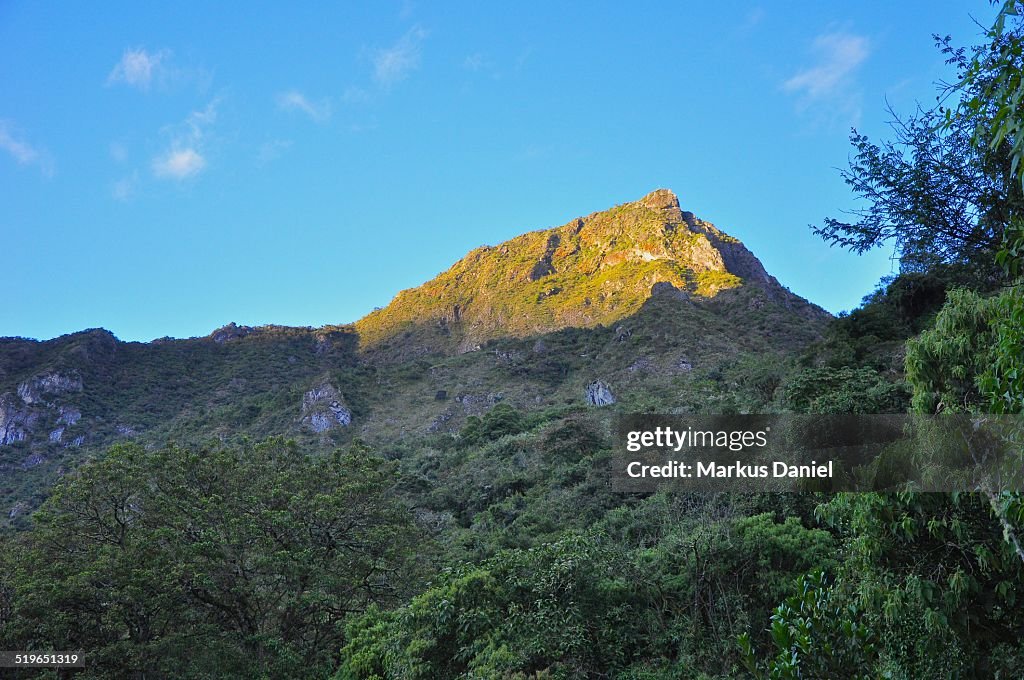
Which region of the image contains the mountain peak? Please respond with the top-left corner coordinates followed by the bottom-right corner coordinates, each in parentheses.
top-left (355, 190), bottom-right (823, 352)
top-left (639, 188), bottom-right (680, 212)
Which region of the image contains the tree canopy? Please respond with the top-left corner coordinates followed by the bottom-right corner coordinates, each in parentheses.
top-left (0, 439), bottom-right (423, 679)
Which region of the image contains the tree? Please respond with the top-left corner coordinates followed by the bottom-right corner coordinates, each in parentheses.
top-left (814, 32), bottom-right (1024, 279)
top-left (458, 403), bottom-right (530, 446)
top-left (1, 439), bottom-right (422, 679)
top-left (739, 571), bottom-right (878, 680)
top-left (905, 288), bottom-right (998, 414)
top-left (782, 366), bottom-right (908, 414)
top-left (337, 532), bottom-right (645, 679)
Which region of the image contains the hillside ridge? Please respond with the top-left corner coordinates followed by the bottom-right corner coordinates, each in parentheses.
top-left (0, 188), bottom-right (831, 526)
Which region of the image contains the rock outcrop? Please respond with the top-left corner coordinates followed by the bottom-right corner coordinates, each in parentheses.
top-left (301, 383), bottom-right (352, 433)
top-left (585, 380), bottom-right (616, 407)
top-left (58, 407), bottom-right (81, 426)
top-left (210, 322), bottom-right (254, 344)
top-left (0, 395), bottom-right (35, 445)
top-left (17, 371), bottom-right (83, 405)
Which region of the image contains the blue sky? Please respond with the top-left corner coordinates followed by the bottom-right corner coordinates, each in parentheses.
top-left (0, 2), bottom-right (1000, 342)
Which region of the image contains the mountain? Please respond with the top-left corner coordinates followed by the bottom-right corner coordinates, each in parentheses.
top-left (357, 189), bottom-right (823, 354)
top-left (0, 189), bottom-right (828, 525)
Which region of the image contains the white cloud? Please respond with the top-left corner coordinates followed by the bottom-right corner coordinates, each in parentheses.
top-left (0, 121), bottom-right (53, 176)
top-left (783, 32), bottom-right (870, 125)
top-left (0, 123), bottom-right (40, 165)
top-left (107, 48), bottom-right (170, 90)
top-left (184, 100), bottom-right (218, 135)
top-left (784, 32), bottom-right (869, 99)
top-left (152, 148), bottom-right (205, 179)
top-left (372, 26), bottom-right (428, 87)
top-left (151, 100), bottom-right (217, 180)
top-left (276, 90), bottom-right (332, 122)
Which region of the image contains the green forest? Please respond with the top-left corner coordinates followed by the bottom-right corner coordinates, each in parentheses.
top-left (4, 5), bottom-right (1024, 679)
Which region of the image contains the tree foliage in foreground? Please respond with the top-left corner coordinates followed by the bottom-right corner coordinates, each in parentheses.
top-left (741, 8), bottom-right (1024, 678)
top-left (814, 25), bottom-right (1024, 276)
top-left (0, 439), bottom-right (422, 679)
top-left (337, 512), bottom-right (836, 679)
top-left (742, 491), bottom-right (1024, 679)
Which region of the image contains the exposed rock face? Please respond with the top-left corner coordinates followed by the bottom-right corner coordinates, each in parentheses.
top-left (58, 407), bottom-right (81, 426)
top-left (454, 392), bottom-right (504, 415)
top-left (8, 502), bottom-right (28, 521)
top-left (17, 371), bottom-right (83, 405)
top-left (20, 453), bottom-right (45, 470)
top-left (210, 322), bottom-right (253, 344)
top-left (650, 281), bottom-right (691, 302)
top-left (0, 375), bottom-right (85, 449)
top-left (585, 380), bottom-right (616, 407)
top-left (428, 411), bottom-right (453, 433)
top-left (628, 357), bottom-right (651, 373)
top-left (0, 395), bottom-right (36, 445)
top-left (527, 234), bottom-right (561, 282)
top-left (301, 383), bottom-right (352, 433)
top-left (641, 188), bottom-right (681, 212)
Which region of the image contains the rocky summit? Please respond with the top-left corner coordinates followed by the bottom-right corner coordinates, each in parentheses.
top-left (356, 189), bottom-right (823, 354)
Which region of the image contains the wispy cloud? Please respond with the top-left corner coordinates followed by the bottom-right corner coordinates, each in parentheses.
top-left (783, 32), bottom-right (870, 127)
top-left (782, 33), bottom-right (872, 126)
top-left (107, 48), bottom-right (170, 90)
top-left (461, 52), bottom-right (506, 81)
top-left (109, 141), bottom-right (128, 163)
top-left (372, 26), bottom-right (428, 88)
top-left (153, 149), bottom-right (205, 179)
top-left (463, 53), bottom-right (492, 73)
top-left (276, 90), bottom-right (332, 122)
top-left (739, 7), bottom-right (766, 32)
top-left (111, 172), bottom-right (139, 201)
top-left (0, 120), bottom-right (54, 176)
top-left (256, 139), bottom-right (292, 166)
top-left (0, 122), bottom-right (41, 165)
top-left (152, 101), bottom-right (217, 180)
top-left (784, 33), bottom-right (869, 97)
